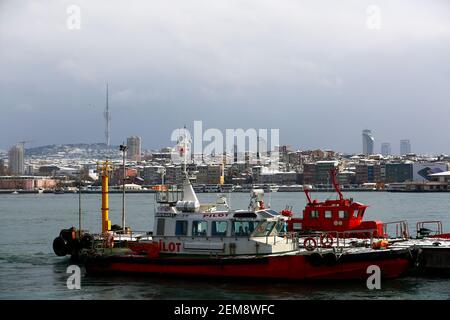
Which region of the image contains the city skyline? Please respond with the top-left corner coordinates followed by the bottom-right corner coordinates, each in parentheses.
top-left (0, 135), bottom-right (428, 158)
top-left (1, 0), bottom-right (450, 154)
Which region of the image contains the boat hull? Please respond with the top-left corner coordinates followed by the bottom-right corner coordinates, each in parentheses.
top-left (85, 249), bottom-right (412, 280)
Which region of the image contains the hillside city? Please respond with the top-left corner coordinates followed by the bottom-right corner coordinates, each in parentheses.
top-left (1, 131), bottom-right (450, 193)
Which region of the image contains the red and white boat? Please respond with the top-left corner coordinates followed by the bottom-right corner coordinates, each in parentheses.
top-left (82, 173), bottom-right (413, 280)
top-left (53, 135), bottom-right (413, 280)
top-left (285, 169), bottom-right (450, 273)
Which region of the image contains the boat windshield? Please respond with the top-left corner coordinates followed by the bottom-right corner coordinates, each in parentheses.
top-left (232, 220), bottom-right (256, 236)
top-left (264, 209), bottom-right (280, 216)
top-left (252, 221), bottom-right (276, 237)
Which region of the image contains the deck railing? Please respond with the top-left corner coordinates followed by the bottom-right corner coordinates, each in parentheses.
top-left (297, 228), bottom-right (379, 253)
top-left (383, 220), bottom-right (409, 239)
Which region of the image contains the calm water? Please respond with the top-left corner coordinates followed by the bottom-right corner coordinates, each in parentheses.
top-left (1, 191), bottom-right (450, 300)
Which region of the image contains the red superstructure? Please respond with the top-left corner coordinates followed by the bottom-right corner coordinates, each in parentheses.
top-left (288, 169), bottom-right (384, 237)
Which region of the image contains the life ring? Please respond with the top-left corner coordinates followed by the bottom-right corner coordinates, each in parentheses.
top-left (320, 234), bottom-right (333, 248)
top-left (303, 237), bottom-right (317, 251)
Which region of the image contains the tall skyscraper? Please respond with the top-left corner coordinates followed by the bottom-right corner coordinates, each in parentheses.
top-left (362, 129), bottom-right (374, 155)
top-left (8, 144), bottom-right (24, 175)
top-left (104, 84), bottom-right (111, 146)
top-left (400, 139), bottom-right (411, 155)
top-left (127, 136), bottom-right (141, 161)
top-left (381, 143), bottom-right (391, 156)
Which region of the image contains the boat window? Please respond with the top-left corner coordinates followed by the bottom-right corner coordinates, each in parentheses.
top-left (175, 220), bottom-right (188, 236)
top-left (275, 220), bottom-right (286, 233)
top-left (156, 218), bottom-right (165, 236)
top-left (325, 211), bottom-right (332, 219)
top-left (293, 222), bottom-right (302, 230)
top-left (353, 209), bottom-right (359, 218)
top-left (211, 221), bottom-right (228, 237)
top-left (233, 212), bottom-right (257, 219)
top-left (310, 210), bottom-right (319, 219)
top-left (338, 211), bottom-right (349, 219)
top-left (192, 220), bottom-right (208, 237)
top-left (258, 211), bottom-right (273, 218)
top-left (252, 221), bottom-right (276, 237)
top-left (359, 208), bottom-right (365, 217)
top-left (265, 209), bottom-right (280, 216)
top-left (232, 221), bottom-right (256, 236)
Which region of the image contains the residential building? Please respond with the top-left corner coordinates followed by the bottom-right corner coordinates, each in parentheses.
top-left (400, 140), bottom-right (411, 156)
top-left (381, 143), bottom-right (391, 156)
top-left (127, 136), bottom-right (142, 161)
top-left (8, 144), bottom-right (24, 175)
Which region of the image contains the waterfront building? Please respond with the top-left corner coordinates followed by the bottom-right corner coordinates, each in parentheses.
top-left (301, 160), bottom-right (339, 186)
top-left (111, 167), bottom-right (138, 185)
top-left (381, 143), bottom-right (391, 156)
top-left (411, 162), bottom-right (448, 182)
top-left (262, 171), bottom-right (298, 185)
top-left (164, 165), bottom-right (183, 185)
top-left (0, 176), bottom-right (57, 190)
top-left (362, 129), bottom-right (374, 155)
top-left (142, 165), bottom-right (165, 185)
top-left (302, 163), bottom-right (316, 185)
top-left (400, 139), bottom-right (411, 156)
top-left (127, 136), bottom-right (142, 162)
top-left (353, 162), bottom-right (382, 185)
top-left (337, 171), bottom-right (356, 185)
top-left (355, 164), bottom-right (369, 185)
top-left (315, 160), bottom-right (339, 185)
top-left (384, 162), bottom-right (413, 183)
top-left (0, 159), bottom-right (6, 175)
top-left (8, 144), bottom-right (24, 175)
top-left (252, 165), bottom-right (298, 185)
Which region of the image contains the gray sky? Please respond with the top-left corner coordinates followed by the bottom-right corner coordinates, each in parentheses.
top-left (1, 0), bottom-right (449, 154)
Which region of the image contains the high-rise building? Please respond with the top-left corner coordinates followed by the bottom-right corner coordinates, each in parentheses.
top-left (400, 140), bottom-right (411, 155)
top-left (362, 129), bottom-right (374, 155)
top-left (8, 144), bottom-right (24, 175)
top-left (381, 143), bottom-right (391, 156)
top-left (127, 136), bottom-right (141, 161)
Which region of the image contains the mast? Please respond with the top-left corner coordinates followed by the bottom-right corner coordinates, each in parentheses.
top-left (120, 143), bottom-right (128, 233)
top-left (78, 169), bottom-right (82, 237)
top-left (330, 168), bottom-right (344, 201)
top-left (98, 161), bottom-right (112, 233)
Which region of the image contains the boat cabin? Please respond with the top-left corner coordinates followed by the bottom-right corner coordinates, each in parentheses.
top-left (151, 179), bottom-right (297, 256)
top-left (288, 169), bottom-right (384, 237)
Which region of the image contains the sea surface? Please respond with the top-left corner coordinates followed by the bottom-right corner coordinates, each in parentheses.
top-left (1, 191), bottom-right (450, 300)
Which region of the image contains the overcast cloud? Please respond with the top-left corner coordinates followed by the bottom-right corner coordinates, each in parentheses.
top-left (0, 0), bottom-right (449, 154)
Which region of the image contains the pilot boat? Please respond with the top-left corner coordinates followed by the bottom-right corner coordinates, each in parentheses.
top-left (80, 171), bottom-right (413, 280)
top-left (53, 133), bottom-right (413, 280)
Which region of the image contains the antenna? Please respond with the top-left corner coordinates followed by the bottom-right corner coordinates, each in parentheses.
top-left (104, 83), bottom-right (111, 146)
